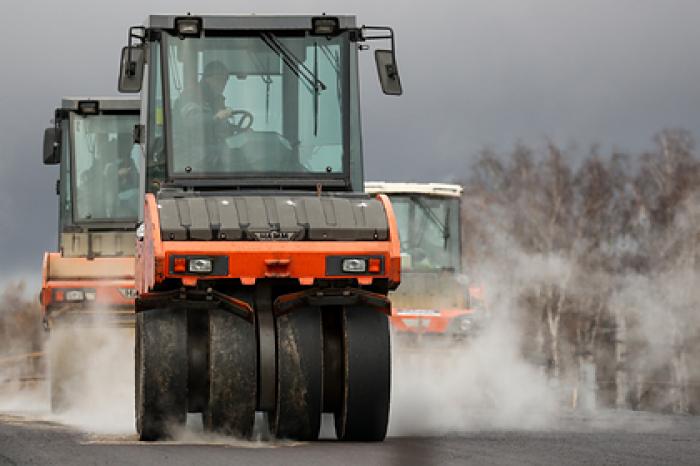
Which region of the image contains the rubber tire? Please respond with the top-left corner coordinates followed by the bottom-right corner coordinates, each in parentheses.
top-left (204, 308), bottom-right (257, 438)
top-left (271, 306), bottom-right (323, 441)
top-left (335, 306), bottom-right (391, 442)
top-left (135, 308), bottom-right (188, 441)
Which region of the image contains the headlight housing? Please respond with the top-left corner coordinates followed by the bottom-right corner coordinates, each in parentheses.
top-left (189, 258), bottom-right (213, 273)
top-left (170, 255), bottom-right (227, 275)
top-left (311, 16), bottom-right (340, 36)
top-left (328, 256), bottom-right (384, 275)
top-left (118, 288), bottom-right (138, 299)
top-left (342, 258), bottom-right (367, 273)
top-left (458, 316), bottom-right (472, 332)
top-left (175, 17), bottom-right (202, 37)
top-left (64, 290), bottom-right (85, 302)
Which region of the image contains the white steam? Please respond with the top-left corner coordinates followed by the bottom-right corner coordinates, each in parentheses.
top-left (46, 324), bottom-right (134, 434)
top-left (388, 249), bottom-right (561, 435)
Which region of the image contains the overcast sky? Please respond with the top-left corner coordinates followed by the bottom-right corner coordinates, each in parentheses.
top-left (2, 0), bottom-right (700, 286)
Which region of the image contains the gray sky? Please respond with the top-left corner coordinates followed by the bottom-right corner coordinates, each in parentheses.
top-left (2, 0), bottom-right (700, 285)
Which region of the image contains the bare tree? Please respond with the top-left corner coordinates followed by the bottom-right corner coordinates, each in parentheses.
top-left (462, 130), bottom-right (700, 413)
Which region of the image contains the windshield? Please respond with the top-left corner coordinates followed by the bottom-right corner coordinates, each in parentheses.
top-left (71, 113), bottom-right (140, 223)
top-left (163, 33), bottom-right (350, 178)
top-left (390, 195), bottom-right (461, 272)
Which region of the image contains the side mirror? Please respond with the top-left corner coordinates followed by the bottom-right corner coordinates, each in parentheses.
top-left (375, 49), bottom-right (402, 95)
top-left (118, 46), bottom-right (145, 93)
top-left (43, 127), bottom-right (60, 165)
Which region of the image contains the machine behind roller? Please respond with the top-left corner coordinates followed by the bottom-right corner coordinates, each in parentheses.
top-left (366, 182), bottom-right (486, 342)
top-left (41, 98), bottom-right (141, 411)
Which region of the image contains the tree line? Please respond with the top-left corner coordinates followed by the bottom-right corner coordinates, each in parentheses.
top-left (462, 129), bottom-right (700, 413)
top-left (0, 282), bottom-right (43, 385)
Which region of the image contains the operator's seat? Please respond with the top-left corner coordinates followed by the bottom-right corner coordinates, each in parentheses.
top-left (227, 131), bottom-right (305, 173)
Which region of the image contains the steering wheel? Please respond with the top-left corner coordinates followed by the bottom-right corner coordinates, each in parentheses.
top-left (228, 110), bottom-right (254, 132)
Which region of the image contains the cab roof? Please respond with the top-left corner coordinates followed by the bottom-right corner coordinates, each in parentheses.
top-left (61, 97), bottom-right (140, 112)
top-left (144, 14), bottom-right (357, 31)
top-left (365, 182), bottom-right (464, 198)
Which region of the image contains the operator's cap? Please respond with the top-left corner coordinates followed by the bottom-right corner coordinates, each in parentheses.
top-left (203, 60), bottom-right (231, 77)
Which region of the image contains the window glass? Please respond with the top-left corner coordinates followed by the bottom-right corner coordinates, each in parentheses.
top-left (164, 34), bottom-right (348, 176)
top-left (71, 114), bottom-right (140, 222)
top-left (147, 43), bottom-right (166, 189)
top-left (390, 195), bottom-right (461, 271)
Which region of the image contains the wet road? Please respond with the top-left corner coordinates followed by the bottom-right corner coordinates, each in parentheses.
top-left (1, 411), bottom-right (699, 466)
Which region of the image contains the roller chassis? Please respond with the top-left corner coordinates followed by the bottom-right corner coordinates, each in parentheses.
top-left (134, 192), bottom-right (400, 441)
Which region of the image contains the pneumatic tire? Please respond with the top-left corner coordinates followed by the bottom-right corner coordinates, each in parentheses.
top-left (271, 306), bottom-right (323, 441)
top-left (335, 306), bottom-right (391, 441)
top-left (135, 307), bottom-right (188, 441)
top-left (204, 308), bottom-right (257, 438)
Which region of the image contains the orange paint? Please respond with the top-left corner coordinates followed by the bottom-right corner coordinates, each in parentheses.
top-left (173, 257), bottom-right (186, 273)
top-left (390, 308), bottom-right (474, 334)
top-left (136, 194), bottom-right (402, 295)
top-left (41, 252), bottom-right (136, 318)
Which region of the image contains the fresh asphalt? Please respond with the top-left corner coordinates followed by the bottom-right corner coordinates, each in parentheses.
top-left (0, 410), bottom-right (699, 465)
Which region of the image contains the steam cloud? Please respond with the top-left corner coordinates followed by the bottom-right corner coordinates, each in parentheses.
top-left (46, 323), bottom-right (134, 434)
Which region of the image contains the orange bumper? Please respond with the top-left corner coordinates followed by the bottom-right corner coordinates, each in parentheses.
top-left (137, 193), bottom-right (402, 293)
top-left (41, 279), bottom-right (135, 310)
top-left (390, 308), bottom-right (475, 335)
top-left (41, 279), bottom-right (136, 328)
top-left (41, 252), bottom-right (136, 311)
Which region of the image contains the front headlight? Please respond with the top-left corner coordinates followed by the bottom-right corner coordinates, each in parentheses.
top-left (458, 317), bottom-right (472, 332)
top-left (118, 288), bottom-right (138, 299)
top-left (342, 258), bottom-right (367, 273)
top-left (189, 258), bottom-right (213, 273)
top-left (64, 290), bottom-right (85, 302)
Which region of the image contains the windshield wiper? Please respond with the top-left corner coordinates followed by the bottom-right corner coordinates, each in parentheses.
top-left (260, 33), bottom-right (327, 136)
top-left (313, 41), bottom-right (318, 135)
top-left (412, 195), bottom-right (450, 245)
top-left (260, 33), bottom-right (326, 95)
top-left (319, 44), bottom-right (342, 106)
top-left (443, 203), bottom-right (451, 248)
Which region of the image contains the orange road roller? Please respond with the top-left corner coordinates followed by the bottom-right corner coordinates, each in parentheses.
top-left (41, 97), bottom-right (140, 410)
top-left (118, 14), bottom-right (403, 441)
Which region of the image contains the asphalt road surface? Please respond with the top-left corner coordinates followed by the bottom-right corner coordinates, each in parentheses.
top-left (0, 411), bottom-right (699, 466)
